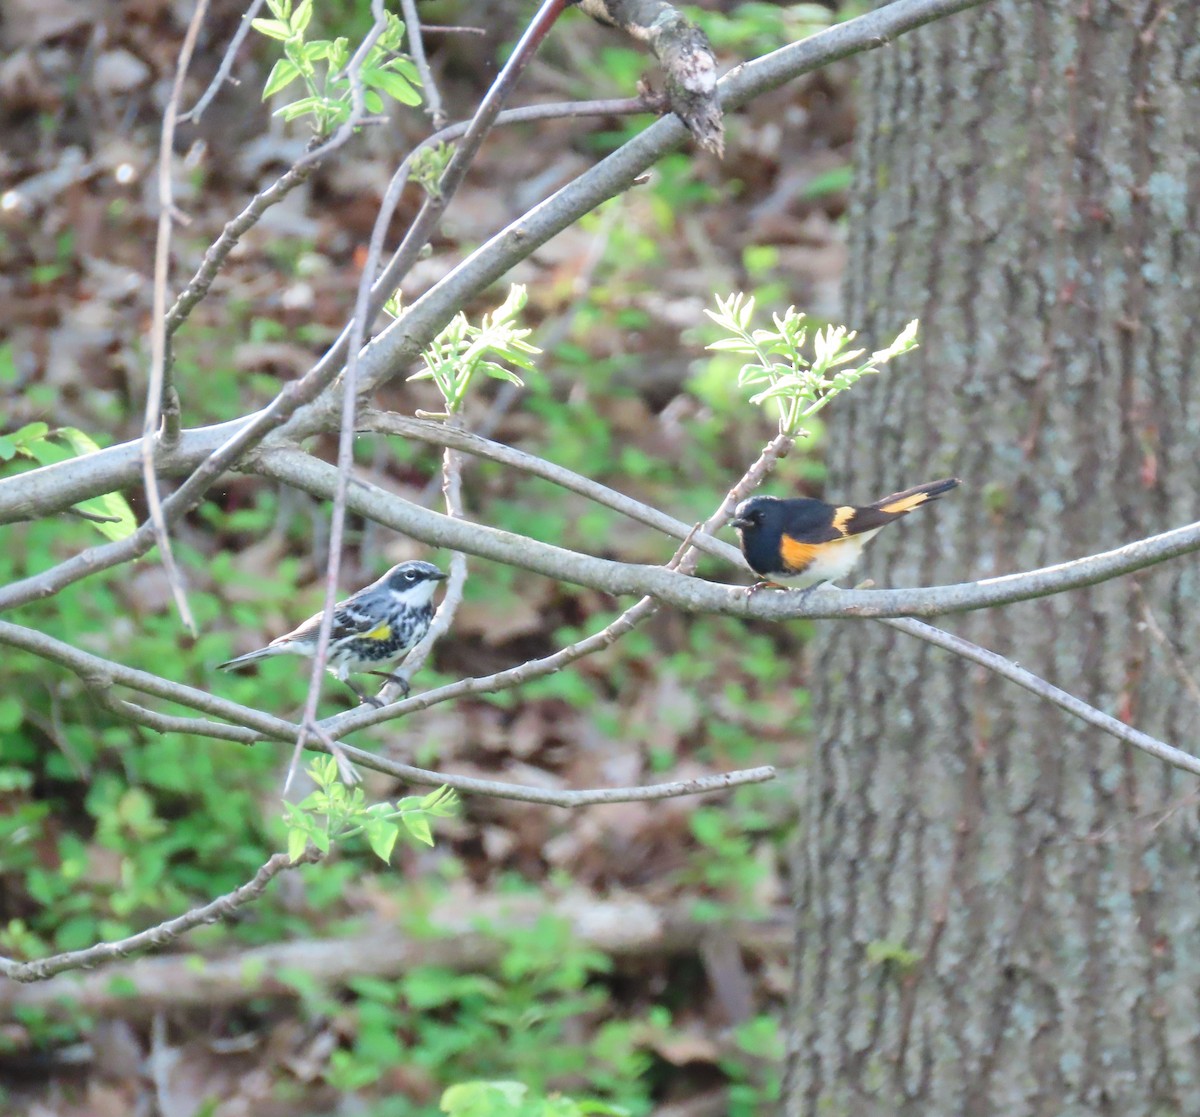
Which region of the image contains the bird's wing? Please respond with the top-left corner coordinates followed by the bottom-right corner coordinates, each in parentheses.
top-left (270, 601), bottom-right (382, 647)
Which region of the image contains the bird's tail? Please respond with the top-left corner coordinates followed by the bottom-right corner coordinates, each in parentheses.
top-left (216, 645), bottom-right (287, 672)
top-left (843, 477), bottom-right (961, 535)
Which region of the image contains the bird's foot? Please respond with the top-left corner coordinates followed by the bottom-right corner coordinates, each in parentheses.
top-left (744, 579), bottom-right (788, 597)
top-left (367, 671), bottom-right (411, 699)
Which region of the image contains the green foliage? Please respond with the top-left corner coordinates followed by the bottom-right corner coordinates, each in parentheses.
top-left (283, 757), bottom-right (458, 863)
top-left (306, 912), bottom-right (655, 1114)
top-left (406, 285), bottom-right (540, 413)
top-left (705, 294), bottom-right (919, 436)
top-left (440, 1080), bottom-right (630, 1117)
top-left (254, 0), bottom-right (421, 132)
top-left (686, 2), bottom-right (834, 55)
top-left (0, 423), bottom-right (135, 541)
top-left (410, 141), bottom-right (457, 198)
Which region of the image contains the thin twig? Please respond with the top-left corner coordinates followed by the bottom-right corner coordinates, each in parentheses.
top-left (285, 0), bottom-right (393, 793)
top-left (294, 0), bottom-right (572, 785)
top-left (882, 617), bottom-right (1200, 778)
top-left (0, 848), bottom-right (322, 982)
top-left (366, 411), bottom-right (736, 565)
top-left (401, 0), bottom-right (446, 128)
top-left (1133, 583), bottom-right (1200, 706)
top-left (142, 0), bottom-right (209, 634)
top-left (382, 441), bottom-right (468, 699)
top-left (0, 620), bottom-right (778, 806)
top-left (165, 163), bottom-right (313, 336)
top-left (180, 0), bottom-right (268, 123)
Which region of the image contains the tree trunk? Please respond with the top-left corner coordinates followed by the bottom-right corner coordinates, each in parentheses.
top-left (785, 2), bottom-right (1200, 1114)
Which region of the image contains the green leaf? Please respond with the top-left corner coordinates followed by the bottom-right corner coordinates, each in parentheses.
top-left (0, 436), bottom-right (15, 462)
top-left (251, 17), bottom-right (291, 40)
top-left (310, 828), bottom-right (331, 853)
top-left (275, 96), bottom-right (324, 121)
top-left (11, 422), bottom-right (49, 447)
top-left (366, 820), bottom-right (400, 863)
top-left (263, 58), bottom-right (301, 98)
top-left (364, 67), bottom-right (422, 106)
top-left (24, 438), bottom-right (73, 467)
top-left (290, 0), bottom-right (313, 34)
top-left (363, 89), bottom-right (384, 114)
top-left (287, 828), bottom-right (309, 863)
top-left (388, 56), bottom-right (422, 83)
top-left (401, 812), bottom-right (434, 847)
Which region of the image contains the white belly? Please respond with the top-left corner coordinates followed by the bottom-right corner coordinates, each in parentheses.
top-left (777, 529), bottom-right (880, 589)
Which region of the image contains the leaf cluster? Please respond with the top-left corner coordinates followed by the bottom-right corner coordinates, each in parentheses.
top-left (255, 0), bottom-right (422, 131)
top-left (705, 293), bottom-right (919, 437)
top-left (0, 423), bottom-right (135, 541)
top-left (283, 757), bottom-right (458, 863)
top-left (407, 285), bottom-right (541, 414)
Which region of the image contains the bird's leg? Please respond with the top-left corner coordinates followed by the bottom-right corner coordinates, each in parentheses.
top-left (343, 678), bottom-right (385, 708)
top-left (367, 670), bottom-right (411, 699)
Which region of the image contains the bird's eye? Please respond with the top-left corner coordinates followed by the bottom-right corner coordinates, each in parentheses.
top-left (406, 571), bottom-right (417, 580)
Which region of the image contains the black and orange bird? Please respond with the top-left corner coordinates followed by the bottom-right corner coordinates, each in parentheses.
top-left (730, 478), bottom-right (960, 591)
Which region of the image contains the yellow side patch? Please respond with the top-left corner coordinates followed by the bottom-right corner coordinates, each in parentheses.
top-left (364, 622), bottom-right (392, 642)
top-left (831, 506), bottom-right (856, 536)
top-left (878, 492), bottom-right (928, 515)
top-left (780, 534), bottom-right (821, 573)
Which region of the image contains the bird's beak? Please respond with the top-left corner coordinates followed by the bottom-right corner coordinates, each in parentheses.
top-left (730, 516), bottom-right (750, 530)
top-left (433, 570), bottom-right (449, 580)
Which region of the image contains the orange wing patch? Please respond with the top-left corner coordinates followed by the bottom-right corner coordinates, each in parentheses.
top-left (831, 506), bottom-right (856, 536)
top-left (877, 491), bottom-right (929, 515)
top-left (780, 534), bottom-right (821, 574)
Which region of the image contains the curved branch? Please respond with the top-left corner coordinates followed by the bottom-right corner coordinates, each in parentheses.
top-left (249, 447), bottom-right (1200, 622)
top-left (882, 618), bottom-right (1200, 778)
top-left (0, 849), bottom-right (322, 982)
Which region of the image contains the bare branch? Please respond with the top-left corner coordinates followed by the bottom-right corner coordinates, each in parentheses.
top-left (0, 621), bottom-right (773, 807)
top-left (165, 164), bottom-right (313, 336)
top-left (0, 848), bottom-right (322, 982)
top-left (579, 0), bottom-right (722, 154)
top-left (401, 0), bottom-right (446, 128)
top-left (381, 440), bottom-right (469, 699)
top-left (142, 0), bottom-right (210, 634)
top-left (249, 447), bottom-right (1200, 623)
top-left (883, 617), bottom-right (1200, 779)
top-left (180, 0), bottom-right (269, 123)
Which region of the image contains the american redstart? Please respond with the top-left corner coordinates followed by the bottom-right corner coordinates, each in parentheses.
top-left (730, 478), bottom-right (960, 591)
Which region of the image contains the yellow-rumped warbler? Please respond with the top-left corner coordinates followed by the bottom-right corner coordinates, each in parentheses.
top-left (217, 560), bottom-right (447, 706)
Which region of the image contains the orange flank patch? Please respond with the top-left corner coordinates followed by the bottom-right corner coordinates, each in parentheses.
top-left (878, 492), bottom-right (929, 515)
top-left (780, 534), bottom-right (821, 574)
top-left (831, 506), bottom-right (856, 536)
top-left (364, 622), bottom-right (392, 642)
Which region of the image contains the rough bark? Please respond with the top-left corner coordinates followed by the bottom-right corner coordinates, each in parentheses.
top-left (786, 2), bottom-right (1200, 1114)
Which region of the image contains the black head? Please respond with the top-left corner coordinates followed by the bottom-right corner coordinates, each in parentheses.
top-left (731, 496), bottom-right (832, 577)
top-left (730, 497), bottom-right (789, 577)
top-left (383, 560), bottom-right (448, 591)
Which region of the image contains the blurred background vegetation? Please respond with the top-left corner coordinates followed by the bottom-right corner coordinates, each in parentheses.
top-left (1, 1), bottom-right (865, 1112)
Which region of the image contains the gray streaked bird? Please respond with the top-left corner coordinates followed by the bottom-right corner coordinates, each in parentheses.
top-left (217, 560), bottom-right (447, 706)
